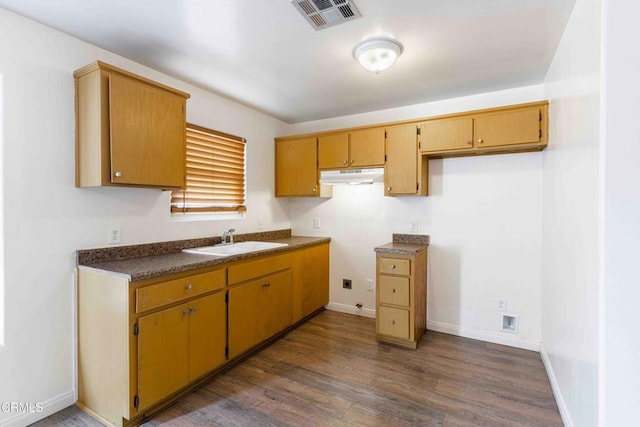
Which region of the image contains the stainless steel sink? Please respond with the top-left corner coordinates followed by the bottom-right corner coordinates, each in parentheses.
top-left (182, 241), bottom-right (288, 257)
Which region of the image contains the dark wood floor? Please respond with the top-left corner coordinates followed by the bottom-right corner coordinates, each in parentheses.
top-left (32, 310), bottom-right (562, 426)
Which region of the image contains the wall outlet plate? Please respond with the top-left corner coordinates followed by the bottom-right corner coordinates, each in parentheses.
top-left (496, 298), bottom-right (507, 312)
top-left (410, 220), bottom-right (418, 233)
top-left (313, 217), bottom-right (321, 229)
top-left (108, 227), bottom-right (121, 244)
top-left (342, 279), bottom-right (352, 289)
top-left (366, 279), bottom-right (374, 292)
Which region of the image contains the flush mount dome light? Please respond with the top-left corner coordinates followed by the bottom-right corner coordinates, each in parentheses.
top-left (352, 37), bottom-right (403, 74)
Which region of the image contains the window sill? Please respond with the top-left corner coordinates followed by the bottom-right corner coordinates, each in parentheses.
top-left (171, 211), bottom-right (246, 222)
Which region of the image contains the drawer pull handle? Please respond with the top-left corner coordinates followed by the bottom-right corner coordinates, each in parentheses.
top-left (389, 320), bottom-right (395, 325)
top-left (185, 284), bottom-right (193, 290)
top-left (262, 283), bottom-right (271, 288)
top-left (183, 307), bottom-right (197, 315)
top-left (391, 264), bottom-right (396, 269)
top-left (392, 289), bottom-right (396, 293)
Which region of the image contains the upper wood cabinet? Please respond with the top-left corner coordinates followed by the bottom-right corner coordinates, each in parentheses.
top-left (275, 137), bottom-right (331, 198)
top-left (419, 103), bottom-right (547, 155)
top-left (384, 124), bottom-right (428, 196)
top-left (318, 128), bottom-right (385, 169)
top-left (74, 61), bottom-right (190, 189)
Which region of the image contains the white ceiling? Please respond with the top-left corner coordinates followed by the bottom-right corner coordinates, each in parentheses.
top-left (0, 0), bottom-right (576, 123)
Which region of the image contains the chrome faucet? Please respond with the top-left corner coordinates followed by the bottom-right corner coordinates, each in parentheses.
top-left (221, 228), bottom-right (236, 244)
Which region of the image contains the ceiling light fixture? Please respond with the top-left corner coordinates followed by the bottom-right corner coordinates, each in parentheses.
top-left (352, 37), bottom-right (403, 74)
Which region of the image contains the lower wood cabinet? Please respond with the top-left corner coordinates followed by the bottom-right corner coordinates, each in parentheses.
top-left (375, 248), bottom-right (428, 349)
top-left (77, 241), bottom-right (329, 427)
top-left (228, 269), bottom-right (293, 359)
top-left (137, 292), bottom-right (226, 411)
top-left (292, 242), bottom-right (330, 322)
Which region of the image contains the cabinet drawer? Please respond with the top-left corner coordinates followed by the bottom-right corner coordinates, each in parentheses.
top-left (377, 306), bottom-right (409, 339)
top-left (228, 253), bottom-right (291, 285)
top-left (136, 269), bottom-right (225, 313)
top-left (379, 276), bottom-right (410, 306)
top-left (379, 257), bottom-right (410, 275)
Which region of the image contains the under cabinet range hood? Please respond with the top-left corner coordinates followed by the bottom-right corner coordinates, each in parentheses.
top-left (319, 168), bottom-right (384, 185)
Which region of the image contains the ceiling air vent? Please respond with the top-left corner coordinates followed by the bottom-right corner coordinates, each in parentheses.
top-left (291, 0), bottom-right (361, 31)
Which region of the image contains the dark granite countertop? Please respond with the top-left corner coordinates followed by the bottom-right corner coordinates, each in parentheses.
top-left (374, 233), bottom-right (429, 255)
top-left (77, 230), bottom-right (330, 282)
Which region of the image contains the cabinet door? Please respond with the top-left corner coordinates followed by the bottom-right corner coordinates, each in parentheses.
top-left (264, 270), bottom-right (294, 337)
top-left (420, 116), bottom-right (473, 152)
top-left (188, 292), bottom-right (226, 380)
top-left (385, 124), bottom-right (418, 195)
top-left (109, 73), bottom-right (186, 188)
top-left (292, 243), bottom-right (329, 322)
top-left (137, 302), bottom-right (190, 411)
top-left (474, 107), bottom-right (541, 148)
top-left (349, 128), bottom-right (385, 167)
top-left (275, 138), bottom-right (319, 196)
top-left (228, 270), bottom-right (292, 359)
top-left (318, 133), bottom-right (349, 169)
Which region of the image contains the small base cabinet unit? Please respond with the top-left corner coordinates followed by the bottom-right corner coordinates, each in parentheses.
top-left (74, 61), bottom-right (190, 189)
top-left (76, 235), bottom-right (330, 427)
top-left (227, 253), bottom-right (294, 359)
top-left (374, 235), bottom-right (429, 349)
top-left (77, 267), bottom-right (227, 426)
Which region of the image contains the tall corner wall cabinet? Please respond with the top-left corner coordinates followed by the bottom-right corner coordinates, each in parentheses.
top-left (74, 61), bottom-right (190, 189)
top-left (274, 100), bottom-right (548, 198)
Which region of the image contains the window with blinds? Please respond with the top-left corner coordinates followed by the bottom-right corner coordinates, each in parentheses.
top-left (171, 124), bottom-right (246, 214)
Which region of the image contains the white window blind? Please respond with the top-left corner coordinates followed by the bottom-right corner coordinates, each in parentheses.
top-left (171, 123), bottom-right (246, 213)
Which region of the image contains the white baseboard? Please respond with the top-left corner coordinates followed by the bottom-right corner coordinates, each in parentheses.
top-left (540, 343), bottom-right (573, 427)
top-left (326, 302), bottom-right (376, 319)
top-left (0, 390), bottom-right (75, 427)
top-left (427, 320), bottom-right (540, 351)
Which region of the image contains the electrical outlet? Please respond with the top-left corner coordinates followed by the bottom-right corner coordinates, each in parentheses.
top-left (342, 279), bottom-right (352, 289)
top-left (496, 298), bottom-right (507, 312)
top-left (366, 279), bottom-right (374, 292)
top-left (108, 227), bottom-right (121, 244)
top-left (410, 220), bottom-right (418, 233)
top-left (313, 217), bottom-right (321, 229)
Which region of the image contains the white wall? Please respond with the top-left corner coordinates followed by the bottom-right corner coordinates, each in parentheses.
top-left (600, 1), bottom-right (640, 425)
top-left (288, 86), bottom-right (546, 351)
top-left (0, 8), bottom-right (290, 426)
top-left (541, 0), bottom-right (602, 425)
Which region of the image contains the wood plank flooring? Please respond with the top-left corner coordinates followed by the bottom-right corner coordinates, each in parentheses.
top-left (32, 310), bottom-right (562, 426)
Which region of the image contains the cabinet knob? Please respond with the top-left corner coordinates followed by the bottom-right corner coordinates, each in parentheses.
top-left (392, 289), bottom-right (396, 293)
top-left (190, 307), bottom-right (196, 313)
top-left (387, 187), bottom-right (392, 191)
top-left (391, 264), bottom-right (396, 269)
top-left (389, 320), bottom-right (395, 325)
top-left (114, 171), bottom-right (122, 178)
top-left (350, 160), bottom-right (355, 165)
top-left (477, 138), bottom-right (484, 144)
top-left (185, 284), bottom-right (193, 290)
top-left (183, 308), bottom-right (190, 316)
top-left (467, 140), bottom-right (473, 146)
top-left (312, 187), bottom-right (317, 193)
top-left (343, 160), bottom-right (348, 165)
top-left (262, 282), bottom-right (271, 287)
